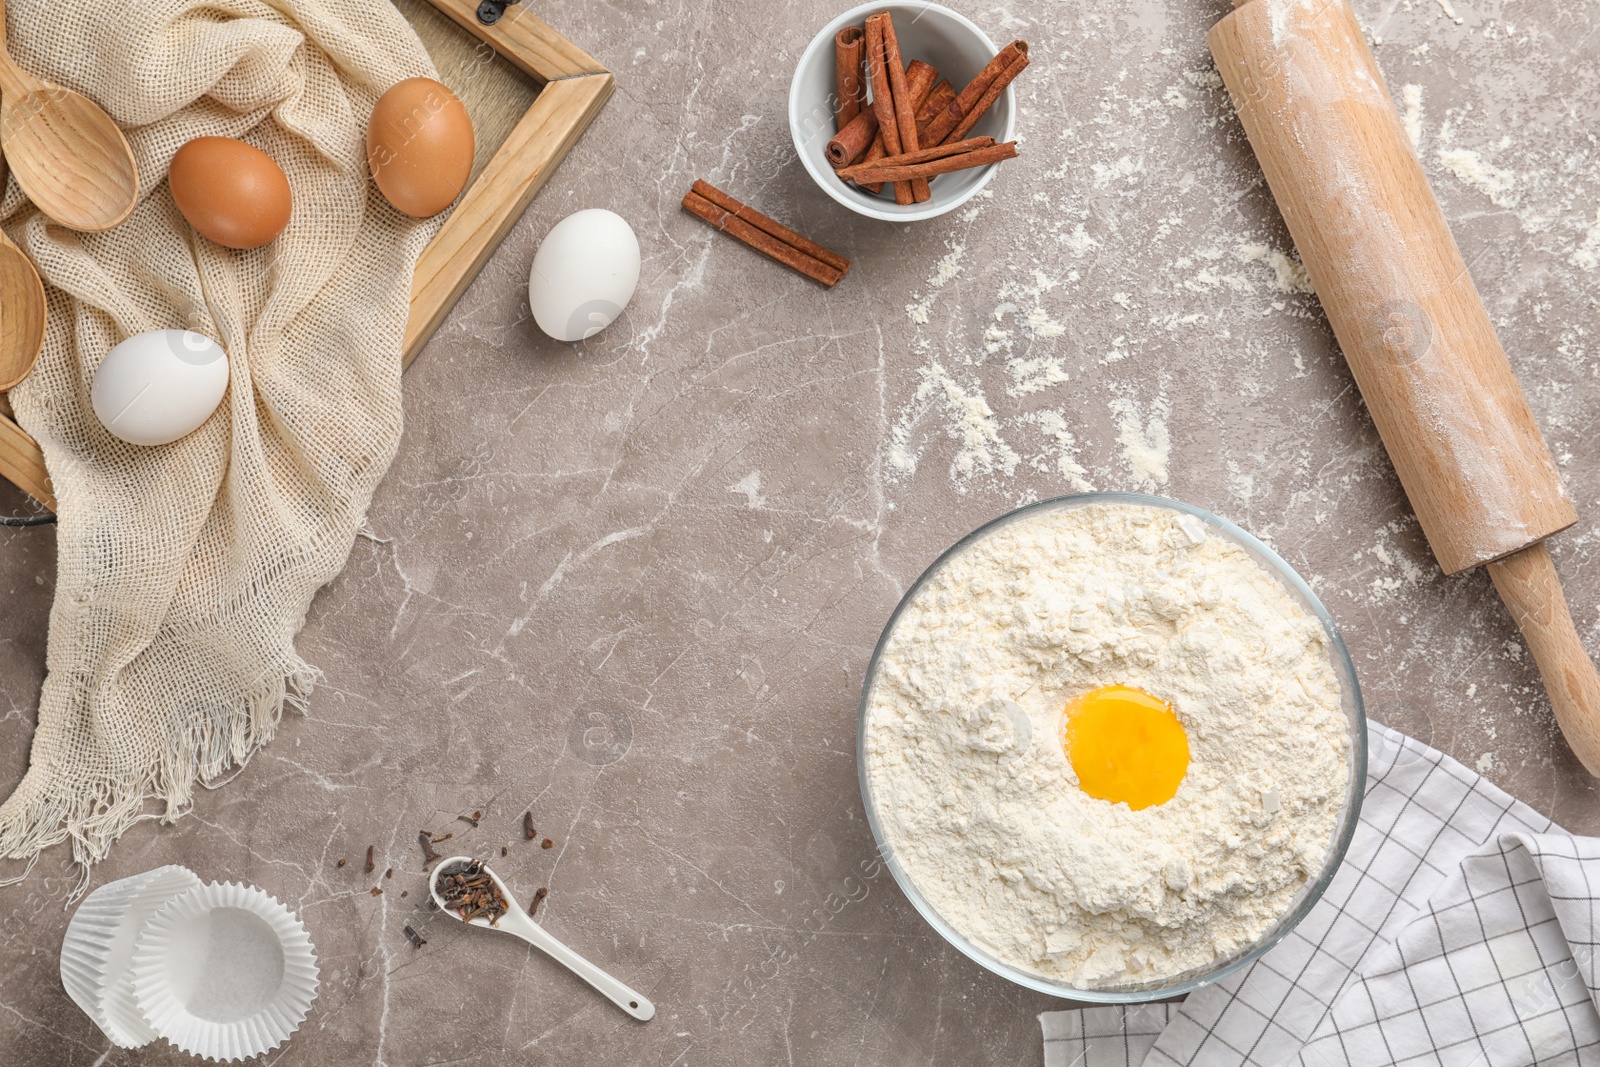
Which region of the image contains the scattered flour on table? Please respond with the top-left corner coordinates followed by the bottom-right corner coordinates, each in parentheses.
top-left (1020, 411), bottom-right (1094, 492)
top-left (991, 273), bottom-right (1073, 397)
top-left (1573, 210), bottom-right (1600, 271)
top-left (1438, 146), bottom-right (1517, 206)
top-left (1234, 243), bottom-right (1315, 294)
top-left (1006, 355), bottom-right (1071, 397)
top-left (1092, 155), bottom-right (1144, 188)
top-left (1360, 521), bottom-right (1429, 600)
top-left (1401, 84), bottom-right (1424, 149)
top-left (957, 188), bottom-right (995, 224)
top-left (889, 260), bottom-right (1105, 491)
top-left (864, 503), bottom-right (1351, 988)
top-left (1110, 396), bottom-right (1171, 490)
top-left (1227, 461), bottom-right (1256, 507)
top-left (907, 243), bottom-right (967, 324)
top-left (727, 471), bottom-right (765, 509)
top-left (1063, 224), bottom-right (1098, 256)
top-left (888, 361), bottom-right (1019, 487)
top-left (1437, 122), bottom-right (1518, 208)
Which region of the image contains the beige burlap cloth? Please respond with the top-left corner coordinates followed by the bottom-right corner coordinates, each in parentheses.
top-left (0, 0), bottom-right (443, 878)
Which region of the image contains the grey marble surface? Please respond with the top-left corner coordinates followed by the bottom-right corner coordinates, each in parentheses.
top-left (2, 0), bottom-right (1599, 1062)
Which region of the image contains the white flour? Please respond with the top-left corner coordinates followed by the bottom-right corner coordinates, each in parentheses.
top-left (864, 503), bottom-right (1351, 988)
top-left (906, 243), bottom-right (966, 325)
top-left (1401, 83), bottom-right (1424, 149)
top-left (887, 360), bottom-right (1020, 486)
top-left (1575, 210), bottom-right (1600, 271)
top-left (1438, 145), bottom-right (1517, 207)
top-left (1110, 396), bottom-right (1172, 490)
top-left (1234, 242), bottom-right (1316, 294)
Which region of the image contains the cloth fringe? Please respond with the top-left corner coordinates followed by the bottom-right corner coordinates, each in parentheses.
top-left (0, 660), bottom-right (320, 900)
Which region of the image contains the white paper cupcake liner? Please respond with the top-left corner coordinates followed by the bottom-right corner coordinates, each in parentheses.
top-left (130, 881), bottom-right (319, 1062)
top-left (60, 864), bottom-right (205, 1048)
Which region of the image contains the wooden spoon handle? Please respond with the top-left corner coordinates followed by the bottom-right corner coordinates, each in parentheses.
top-left (0, 0), bottom-right (25, 96)
top-left (1487, 542), bottom-right (1600, 776)
top-left (0, 8), bottom-right (42, 98)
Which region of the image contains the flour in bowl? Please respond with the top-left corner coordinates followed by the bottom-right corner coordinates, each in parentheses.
top-left (863, 501), bottom-right (1351, 989)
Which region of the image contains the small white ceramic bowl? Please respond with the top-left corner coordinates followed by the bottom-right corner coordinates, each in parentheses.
top-left (789, 2), bottom-right (1017, 222)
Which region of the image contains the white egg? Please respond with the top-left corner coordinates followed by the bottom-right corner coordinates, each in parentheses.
top-left (528, 209), bottom-right (640, 342)
top-left (91, 330), bottom-right (229, 446)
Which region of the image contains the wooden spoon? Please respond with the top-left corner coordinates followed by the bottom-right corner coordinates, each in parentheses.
top-left (0, 0), bottom-right (138, 232)
top-left (0, 146), bottom-right (45, 391)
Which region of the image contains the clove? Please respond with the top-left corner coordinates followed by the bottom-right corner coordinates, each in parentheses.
top-left (434, 859), bottom-right (510, 924)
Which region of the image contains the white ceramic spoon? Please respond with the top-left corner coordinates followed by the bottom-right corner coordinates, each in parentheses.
top-left (428, 857), bottom-right (655, 1021)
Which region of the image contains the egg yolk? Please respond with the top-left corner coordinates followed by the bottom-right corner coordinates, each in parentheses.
top-left (1063, 685), bottom-right (1190, 810)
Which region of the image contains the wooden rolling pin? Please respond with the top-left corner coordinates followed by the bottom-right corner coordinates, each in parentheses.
top-left (1209, 0), bottom-right (1600, 773)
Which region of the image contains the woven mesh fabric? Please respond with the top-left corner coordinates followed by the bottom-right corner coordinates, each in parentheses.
top-left (0, 0), bottom-right (445, 875)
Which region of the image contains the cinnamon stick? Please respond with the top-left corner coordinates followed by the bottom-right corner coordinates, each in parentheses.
top-left (863, 14), bottom-right (908, 204)
top-left (827, 109), bottom-right (878, 168)
top-left (902, 61), bottom-right (939, 105)
top-left (878, 15), bottom-right (930, 203)
top-left (923, 40), bottom-right (1029, 146)
top-left (682, 185), bottom-right (847, 287)
top-left (856, 134), bottom-right (890, 194)
top-left (840, 140), bottom-right (1018, 184)
top-left (836, 136), bottom-right (997, 180)
top-left (690, 180), bottom-right (849, 274)
top-left (859, 60), bottom-right (940, 193)
top-left (834, 26), bottom-right (866, 129)
top-left (944, 49), bottom-right (1029, 145)
top-left (915, 80), bottom-right (956, 142)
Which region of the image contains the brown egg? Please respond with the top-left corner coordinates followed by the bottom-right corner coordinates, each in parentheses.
top-left (367, 78), bottom-right (474, 218)
top-left (168, 137), bottom-right (293, 249)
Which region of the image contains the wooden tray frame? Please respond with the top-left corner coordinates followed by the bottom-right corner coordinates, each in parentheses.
top-left (0, 0), bottom-right (613, 512)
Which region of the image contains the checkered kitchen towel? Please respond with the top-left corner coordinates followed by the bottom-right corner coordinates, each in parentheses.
top-left (1041, 720), bottom-right (1600, 1066)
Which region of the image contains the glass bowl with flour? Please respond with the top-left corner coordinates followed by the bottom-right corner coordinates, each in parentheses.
top-left (859, 493), bottom-right (1365, 1001)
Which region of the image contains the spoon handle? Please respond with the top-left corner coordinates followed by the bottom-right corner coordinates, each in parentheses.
top-left (0, 0), bottom-right (37, 98)
top-left (508, 915), bottom-right (655, 1021)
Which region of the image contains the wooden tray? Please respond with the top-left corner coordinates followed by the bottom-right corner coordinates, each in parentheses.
top-left (0, 0), bottom-right (613, 512)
